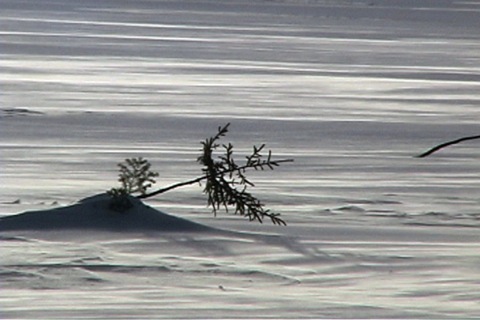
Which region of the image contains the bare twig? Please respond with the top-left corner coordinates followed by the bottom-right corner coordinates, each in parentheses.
top-left (136, 158), bottom-right (294, 199)
top-left (416, 134), bottom-right (480, 158)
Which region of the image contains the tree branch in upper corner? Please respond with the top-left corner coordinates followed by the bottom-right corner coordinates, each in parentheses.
top-left (416, 134), bottom-right (480, 158)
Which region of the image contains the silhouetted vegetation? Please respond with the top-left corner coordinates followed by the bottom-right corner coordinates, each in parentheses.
top-left (417, 134), bottom-right (480, 157)
top-left (109, 123), bottom-right (293, 225)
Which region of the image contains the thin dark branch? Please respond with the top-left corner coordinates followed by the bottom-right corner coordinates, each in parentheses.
top-left (136, 175), bottom-right (205, 199)
top-left (137, 158), bottom-right (294, 199)
top-left (416, 134), bottom-right (480, 158)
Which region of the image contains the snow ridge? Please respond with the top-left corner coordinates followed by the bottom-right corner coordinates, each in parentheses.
top-left (0, 193), bottom-right (211, 232)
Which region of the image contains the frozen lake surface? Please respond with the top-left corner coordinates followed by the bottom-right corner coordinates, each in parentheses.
top-left (1, 0), bottom-right (479, 318)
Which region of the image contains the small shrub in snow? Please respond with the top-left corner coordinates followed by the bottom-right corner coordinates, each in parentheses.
top-left (114, 157), bottom-right (159, 195)
top-left (108, 157), bottom-right (159, 212)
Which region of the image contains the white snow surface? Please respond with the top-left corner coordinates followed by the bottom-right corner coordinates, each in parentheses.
top-left (0, 193), bottom-right (212, 232)
top-left (1, 0), bottom-right (480, 318)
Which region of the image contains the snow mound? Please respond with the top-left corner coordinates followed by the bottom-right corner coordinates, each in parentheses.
top-left (0, 193), bottom-right (212, 232)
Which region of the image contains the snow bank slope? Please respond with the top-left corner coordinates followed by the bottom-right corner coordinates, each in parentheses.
top-left (0, 194), bottom-right (211, 232)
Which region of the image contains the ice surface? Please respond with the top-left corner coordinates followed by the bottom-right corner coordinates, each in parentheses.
top-left (1, 0), bottom-right (479, 318)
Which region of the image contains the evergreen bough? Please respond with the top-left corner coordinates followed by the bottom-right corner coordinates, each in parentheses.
top-left (108, 123), bottom-right (293, 225)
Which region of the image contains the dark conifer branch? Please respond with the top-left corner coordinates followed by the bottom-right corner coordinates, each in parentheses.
top-left (136, 158), bottom-right (293, 200)
top-left (416, 134), bottom-right (480, 158)
top-left (110, 123), bottom-right (293, 225)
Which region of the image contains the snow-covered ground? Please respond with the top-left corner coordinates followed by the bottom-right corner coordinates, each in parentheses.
top-left (1, 0), bottom-right (479, 318)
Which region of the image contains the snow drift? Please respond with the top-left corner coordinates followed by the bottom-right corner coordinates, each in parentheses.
top-left (0, 193), bottom-right (211, 232)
